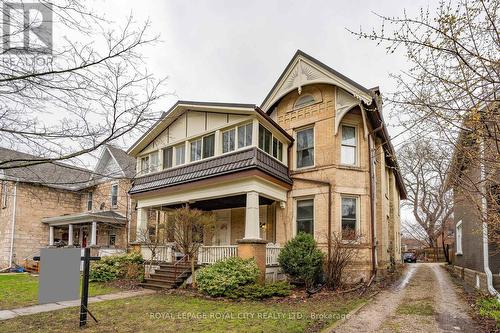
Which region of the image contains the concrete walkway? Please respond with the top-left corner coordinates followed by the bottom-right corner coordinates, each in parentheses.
top-left (0, 289), bottom-right (155, 321)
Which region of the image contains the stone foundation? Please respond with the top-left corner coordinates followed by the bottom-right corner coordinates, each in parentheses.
top-left (237, 239), bottom-right (267, 283)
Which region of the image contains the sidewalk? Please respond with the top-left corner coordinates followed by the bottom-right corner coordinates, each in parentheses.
top-left (0, 289), bottom-right (155, 321)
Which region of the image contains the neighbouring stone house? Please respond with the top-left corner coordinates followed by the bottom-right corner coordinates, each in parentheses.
top-left (447, 103), bottom-right (500, 295)
top-left (0, 145), bottom-right (137, 269)
top-left (128, 50), bottom-right (407, 287)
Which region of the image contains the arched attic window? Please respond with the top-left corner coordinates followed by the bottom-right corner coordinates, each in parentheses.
top-left (294, 94), bottom-right (315, 108)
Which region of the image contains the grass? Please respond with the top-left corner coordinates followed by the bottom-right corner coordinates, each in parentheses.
top-left (0, 292), bottom-right (366, 332)
top-left (0, 273), bottom-right (119, 310)
top-left (477, 296), bottom-right (500, 328)
top-left (396, 299), bottom-right (435, 316)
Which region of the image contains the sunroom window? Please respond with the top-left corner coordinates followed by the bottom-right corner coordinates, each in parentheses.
top-left (222, 128), bottom-right (236, 153)
top-left (259, 124), bottom-right (272, 154)
top-left (238, 123), bottom-right (252, 148)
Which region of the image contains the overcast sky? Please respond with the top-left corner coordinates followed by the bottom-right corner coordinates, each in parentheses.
top-left (92, 0), bottom-right (434, 147)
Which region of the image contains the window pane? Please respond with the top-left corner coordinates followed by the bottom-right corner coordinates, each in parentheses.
top-left (245, 124), bottom-right (252, 146)
top-left (341, 146), bottom-right (356, 165)
top-left (297, 128), bottom-right (313, 149)
top-left (223, 129), bottom-right (235, 153)
top-left (191, 140), bottom-right (201, 161)
top-left (277, 141), bottom-right (283, 161)
top-left (341, 197), bottom-right (357, 239)
top-left (259, 125), bottom-right (272, 153)
top-left (111, 185), bottom-right (118, 207)
top-left (175, 145), bottom-right (185, 165)
top-left (141, 156), bottom-right (149, 174)
top-left (163, 147), bottom-right (173, 169)
top-left (150, 152), bottom-right (159, 172)
top-left (342, 126), bottom-right (356, 146)
top-left (202, 134), bottom-right (215, 158)
top-left (296, 199), bottom-right (314, 235)
top-left (297, 148), bottom-right (314, 168)
top-left (295, 94), bottom-right (315, 108)
top-left (272, 138), bottom-right (278, 158)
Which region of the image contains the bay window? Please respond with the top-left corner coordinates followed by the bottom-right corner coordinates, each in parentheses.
top-left (175, 144), bottom-right (185, 166)
top-left (190, 139), bottom-right (202, 161)
top-left (259, 124), bottom-right (272, 154)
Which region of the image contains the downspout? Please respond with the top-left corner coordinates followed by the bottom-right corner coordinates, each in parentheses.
top-left (291, 176), bottom-right (332, 263)
top-left (367, 121), bottom-right (384, 277)
top-left (480, 139), bottom-right (500, 300)
top-left (8, 180), bottom-right (18, 268)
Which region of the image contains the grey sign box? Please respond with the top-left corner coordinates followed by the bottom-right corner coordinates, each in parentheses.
top-left (38, 248), bottom-right (81, 304)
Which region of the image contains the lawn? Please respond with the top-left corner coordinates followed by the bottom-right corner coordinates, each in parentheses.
top-left (0, 273), bottom-right (119, 310)
top-left (0, 291), bottom-right (366, 332)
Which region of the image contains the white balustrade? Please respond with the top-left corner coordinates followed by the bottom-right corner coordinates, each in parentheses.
top-left (197, 245), bottom-right (238, 264)
top-left (140, 244), bottom-right (174, 263)
top-left (266, 244), bottom-right (281, 266)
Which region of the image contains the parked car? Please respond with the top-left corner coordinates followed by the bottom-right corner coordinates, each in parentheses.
top-left (403, 252), bottom-right (417, 263)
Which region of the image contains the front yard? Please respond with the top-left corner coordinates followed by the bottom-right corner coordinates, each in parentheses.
top-left (0, 291), bottom-right (366, 332)
top-left (0, 273), bottom-right (119, 310)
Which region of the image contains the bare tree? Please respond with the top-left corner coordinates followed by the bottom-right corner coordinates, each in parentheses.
top-left (350, 0), bottom-right (499, 238)
top-left (398, 139), bottom-right (454, 249)
top-left (167, 206), bottom-right (215, 288)
top-left (325, 231), bottom-right (360, 290)
top-left (0, 1), bottom-right (167, 171)
top-left (137, 226), bottom-right (164, 278)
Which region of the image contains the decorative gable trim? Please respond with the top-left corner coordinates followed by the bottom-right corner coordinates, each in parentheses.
top-left (261, 50), bottom-right (373, 113)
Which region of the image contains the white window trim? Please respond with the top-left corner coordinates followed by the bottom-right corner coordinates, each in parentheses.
top-left (87, 192), bottom-right (93, 211)
top-left (222, 127), bottom-right (237, 154)
top-left (295, 125), bottom-right (315, 170)
top-left (293, 196), bottom-right (315, 237)
top-left (340, 123), bottom-right (359, 167)
top-left (339, 195), bottom-right (361, 240)
top-left (456, 220), bottom-right (463, 255)
top-left (258, 123), bottom-right (284, 163)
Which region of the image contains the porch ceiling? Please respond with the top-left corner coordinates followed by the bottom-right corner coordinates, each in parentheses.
top-left (152, 194), bottom-right (274, 211)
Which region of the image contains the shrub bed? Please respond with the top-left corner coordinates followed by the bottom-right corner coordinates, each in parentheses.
top-left (90, 252), bottom-right (144, 282)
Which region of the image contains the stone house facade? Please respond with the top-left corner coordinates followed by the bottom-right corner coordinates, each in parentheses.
top-left (0, 145), bottom-right (136, 269)
top-left (128, 50), bottom-right (406, 281)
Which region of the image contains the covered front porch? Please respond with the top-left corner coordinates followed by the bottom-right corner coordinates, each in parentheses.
top-left (41, 211), bottom-right (128, 256)
top-left (136, 193), bottom-right (283, 266)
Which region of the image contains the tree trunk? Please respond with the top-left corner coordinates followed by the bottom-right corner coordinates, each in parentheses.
top-left (191, 256), bottom-right (196, 288)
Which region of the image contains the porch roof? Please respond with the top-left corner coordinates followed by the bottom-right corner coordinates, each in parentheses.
top-left (41, 210), bottom-right (127, 226)
top-left (129, 147), bottom-right (292, 195)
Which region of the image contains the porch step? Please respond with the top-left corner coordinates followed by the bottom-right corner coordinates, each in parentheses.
top-left (141, 262), bottom-right (194, 290)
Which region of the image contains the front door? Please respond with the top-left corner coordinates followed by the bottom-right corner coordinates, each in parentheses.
top-left (212, 209), bottom-right (231, 245)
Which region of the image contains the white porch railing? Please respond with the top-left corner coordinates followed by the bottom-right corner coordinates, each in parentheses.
top-left (266, 244), bottom-right (281, 266)
top-left (197, 245), bottom-right (238, 265)
top-left (140, 244), bottom-right (174, 263)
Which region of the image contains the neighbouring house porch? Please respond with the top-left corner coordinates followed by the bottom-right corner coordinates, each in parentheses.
top-left (41, 211), bottom-right (128, 256)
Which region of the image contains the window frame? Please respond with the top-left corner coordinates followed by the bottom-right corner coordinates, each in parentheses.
top-left (163, 147), bottom-right (173, 170)
top-left (237, 122), bottom-right (253, 149)
top-left (456, 220), bottom-right (463, 255)
top-left (296, 126), bottom-right (315, 169)
top-left (340, 124), bottom-right (358, 166)
top-left (202, 133), bottom-right (215, 159)
top-left (294, 94), bottom-right (316, 109)
top-left (222, 128), bottom-right (236, 153)
top-left (295, 197), bottom-right (314, 236)
top-left (1, 182), bottom-right (7, 209)
top-left (140, 155), bottom-right (149, 175)
top-left (149, 151), bottom-right (159, 173)
top-left (110, 184), bottom-right (119, 209)
top-left (174, 144), bottom-right (185, 166)
top-left (108, 231), bottom-right (117, 247)
top-left (340, 195), bottom-right (359, 240)
top-left (87, 192), bottom-right (93, 211)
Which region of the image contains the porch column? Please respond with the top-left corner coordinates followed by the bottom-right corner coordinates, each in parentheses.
top-left (90, 221), bottom-right (97, 246)
top-left (244, 191), bottom-right (260, 240)
top-left (68, 224), bottom-right (74, 246)
top-left (238, 191), bottom-right (266, 283)
top-left (49, 226), bottom-right (54, 246)
top-left (136, 207), bottom-right (148, 242)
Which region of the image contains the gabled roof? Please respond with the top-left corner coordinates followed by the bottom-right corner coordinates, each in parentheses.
top-left (101, 145), bottom-right (136, 179)
top-left (261, 50), bottom-right (374, 112)
top-left (0, 147), bottom-right (92, 190)
top-left (127, 101), bottom-right (293, 156)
